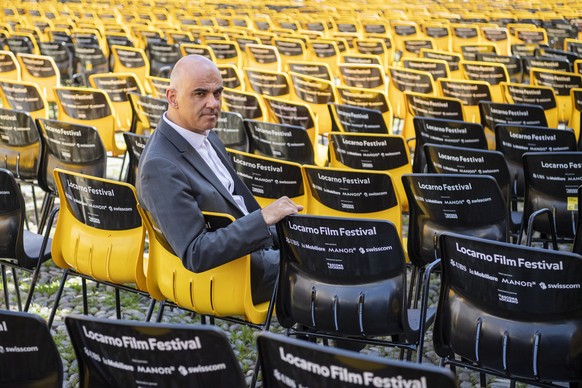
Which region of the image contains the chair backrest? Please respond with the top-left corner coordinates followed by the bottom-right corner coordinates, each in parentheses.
top-left (0, 309), bottom-right (62, 387)
top-left (301, 165), bottom-right (402, 234)
top-left (0, 168), bottom-right (27, 262)
top-left (0, 108), bottom-right (41, 180)
top-left (227, 149), bottom-right (305, 208)
top-left (530, 68), bottom-right (582, 126)
top-left (522, 151), bottom-right (582, 237)
top-left (403, 57), bottom-right (450, 82)
top-left (258, 331), bottom-right (458, 388)
top-left (435, 232), bottom-right (582, 382)
top-left (413, 117), bottom-right (488, 173)
top-left (16, 53), bottom-right (61, 103)
top-left (36, 118), bottom-right (107, 194)
top-left (421, 49), bottom-right (463, 80)
top-left (244, 67), bottom-right (291, 98)
top-left (328, 132), bottom-right (411, 212)
top-left (327, 103), bottom-right (389, 134)
top-left (146, 40), bottom-right (181, 76)
top-left (287, 60), bottom-right (333, 81)
top-left (138, 208), bottom-right (269, 324)
top-left (479, 101), bottom-right (548, 135)
top-left (214, 111), bottom-right (249, 152)
top-left (89, 72), bottom-right (145, 132)
top-left (0, 50), bottom-right (22, 80)
top-left (65, 314), bottom-right (245, 387)
top-left (334, 85), bottom-right (394, 132)
top-left (387, 66), bottom-right (436, 119)
top-left (244, 119), bottom-right (314, 165)
top-left (338, 63), bottom-right (387, 91)
top-left (122, 132), bottom-right (148, 186)
top-left (459, 60), bottom-right (510, 102)
top-left (39, 41), bottom-right (75, 83)
top-left (65, 314), bottom-right (246, 387)
top-left (475, 52), bottom-right (523, 83)
top-left (217, 63), bottom-right (244, 90)
top-left (0, 79), bottom-right (49, 121)
top-left (245, 43), bottom-right (281, 72)
top-left (424, 144), bottom-right (512, 206)
top-left (145, 75), bottom-right (169, 99)
top-left (403, 91), bottom-right (465, 142)
top-left (437, 78), bottom-right (493, 124)
top-left (110, 45), bottom-right (150, 92)
top-left (501, 82), bottom-right (559, 128)
top-left (127, 92), bottom-right (168, 135)
top-left (53, 86), bottom-right (124, 156)
top-left (403, 174), bottom-right (508, 267)
top-left (275, 214), bottom-right (409, 336)
top-left (289, 71), bottom-right (337, 134)
top-left (222, 88), bottom-right (268, 122)
top-left (494, 124), bottom-right (577, 198)
top-left (51, 168), bottom-right (146, 289)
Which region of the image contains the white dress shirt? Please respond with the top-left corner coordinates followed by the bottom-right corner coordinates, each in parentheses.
top-left (163, 113), bottom-right (249, 214)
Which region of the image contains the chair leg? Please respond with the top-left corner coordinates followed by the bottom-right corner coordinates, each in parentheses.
top-left (155, 300), bottom-right (166, 322)
top-left (11, 268), bottom-right (22, 311)
top-left (480, 372), bottom-right (487, 387)
top-left (1, 265), bottom-right (9, 310)
top-left (82, 278), bottom-right (88, 315)
top-left (48, 269), bottom-right (70, 328)
top-left (114, 288), bottom-right (121, 319)
top-left (145, 299), bottom-right (156, 321)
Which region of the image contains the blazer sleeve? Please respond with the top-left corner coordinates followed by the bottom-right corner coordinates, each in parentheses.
top-left (139, 155), bottom-right (274, 272)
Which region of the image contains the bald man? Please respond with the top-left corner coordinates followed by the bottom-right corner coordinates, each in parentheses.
top-left (137, 55), bottom-right (302, 303)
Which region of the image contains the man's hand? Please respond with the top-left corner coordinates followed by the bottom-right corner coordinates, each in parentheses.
top-left (261, 196), bottom-right (304, 225)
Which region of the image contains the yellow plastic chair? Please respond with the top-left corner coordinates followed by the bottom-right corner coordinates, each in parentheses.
top-left (110, 45), bottom-right (151, 92)
top-left (273, 37), bottom-right (307, 71)
top-left (0, 79), bottom-right (49, 121)
top-left (335, 84), bottom-right (394, 133)
top-left (127, 91), bottom-right (168, 135)
top-left (308, 39), bottom-right (341, 79)
top-left (530, 68), bottom-right (582, 127)
top-left (400, 37), bottom-right (436, 59)
top-left (89, 72), bottom-right (145, 132)
top-left (570, 87), bottom-right (582, 141)
top-left (289, 71), bottom-right (338, 134)
top-left (139, 207), bottom-right (270, 325)
top-left (244, 43), bottom-right (281, 72)
top-left (328, 132), bottom-right (411, 212)
top-left (145, 75), bottom-right (169, 99)
top-left (337, 63), bottom-right (387, 92)
top-left (481, 27), bottom-right (510, 56)
top-left (420, 48), bottom-right (463, 80)
top-left (287, 60), bottom-right (333, 81)
top-left (244, 68), bottom-right (292, 99)
top-left (47, 168), bottom-right (148, 327)
top-left (217, 63), bottom-right (245, 91)
top-left (501, 82), bottom-right (559, 128)
top-left (459, 60), bottom-right (509, 102)
top-left (403, 57), bottom-right (450, 82)
top-left (179, 42), bottom-right (217, 61)
top-left (387, 66), bottom-right (436, 121)
top-left (353, 38), bottom-right (392, 69)
top-left (437, 78), bottom-right (493, 124)
top-left (227, 149), bottom-right (305, 208)
top-left (422, 22), bottom-right (452, 52)
top-left (450, 23), bottom-right (481, 54)
top-left (53, 86), bottom-right (125, 156)
top-left (16, 53), bottom-right (61, 105)
top-left (222, 87), bottom-right (268, 122)
top-left (0, 50), bottom-right (21, 81)
top-left (301, 165), bottom-right (403, 237)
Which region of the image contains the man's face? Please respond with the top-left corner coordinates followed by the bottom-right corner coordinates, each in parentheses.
top-left (168, 66), bottom-right (223, 134)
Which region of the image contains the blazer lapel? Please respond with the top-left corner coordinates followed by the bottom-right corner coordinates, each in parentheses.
top-left (157, 121), bottom-right (243, 213)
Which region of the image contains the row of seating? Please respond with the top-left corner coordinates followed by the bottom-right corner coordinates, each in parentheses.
top-left (3, 164), bottom-right (582, 387)
top-left (0, 309), bottom-right (458, 387)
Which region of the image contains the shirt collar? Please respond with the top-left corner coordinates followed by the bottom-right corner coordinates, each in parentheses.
top-left (163, 112), bottom-right (210, 150)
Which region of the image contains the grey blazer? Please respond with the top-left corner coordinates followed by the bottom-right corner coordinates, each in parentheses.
top-left (136, 118), bottom-right (274, 272)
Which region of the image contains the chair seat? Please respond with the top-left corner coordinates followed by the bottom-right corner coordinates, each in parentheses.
top-left (21, 230), bottom-right (52, 269)
top-left (407, 306), bottom-right (436, 334)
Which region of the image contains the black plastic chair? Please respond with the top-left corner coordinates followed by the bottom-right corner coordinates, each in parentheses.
top-left (519, 151), bottom-right (582, 247)
top-left (423, 143), bottom-right (521, 235)
top-left (479, 101), bottom-right (548, 137)
top-left (0, 309), bottom-right (63, 387)
top-left (122, 132), bottom-right (149, 186)
top-left (274, 214), bottom-right (436, 362)
top-left (0, 168), bottom-right (52, 311)
top-left (214, 111), bottom-right (249, 152)
top-left (412, 117), bottom-right (488, 173)
top-left (435, 232), bottom-right (582, 387)
top-left (35, 118), bottom-right (107, 233)
top-left (403, 174), bottom-right (509, 305)
top-left (258, 332), bottom-right (458, 388)
top-left (494, 124), bottom-right (577, 199)
top-left (65, 314), bottom-right (246, 388)
top-left (244, 119), bottom-right (315, 165)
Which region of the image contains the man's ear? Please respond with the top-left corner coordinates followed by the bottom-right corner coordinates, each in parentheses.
top-left (166, 89), bottom-right (177, 107)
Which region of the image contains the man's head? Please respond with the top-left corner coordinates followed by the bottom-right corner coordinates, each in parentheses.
top-left (166, 55), bottom-right (223, 134)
